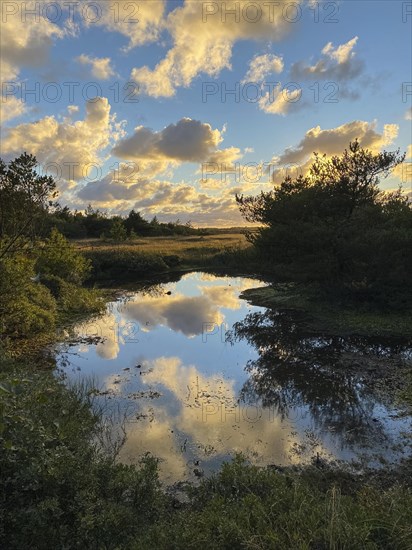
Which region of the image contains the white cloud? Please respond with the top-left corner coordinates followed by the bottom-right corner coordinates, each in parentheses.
top-left (242, 53), bottom-right (284, 83)
top-left (77, 54), bottom-right (115, 80)
top-left (0, 1), bottom-right (66, 81)
top-left (258, 83), bottom-right (302, 115)
top-left (89, 0), bottom-right (166, 50)
top-left (277, 120), bottom-right (398, 165)
top-left (0, 96), bottom-right (26, 123)
top-left (73, 172), bottom-right (254, 227)
top-left (322, 37), bottom-right (358, 64)
top-left (291, 36), bottom-right (362, 81)
top-left (268, 120), bottom-right (399, 184)
top-left (131, 0), bottom-right (299, 97)
top-left (1, 97), bottom-right (121, 184)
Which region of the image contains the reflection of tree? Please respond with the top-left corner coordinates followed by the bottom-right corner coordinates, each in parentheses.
top-left (118, 273), bottom-right (184, 302)
top-left (227, 309), bottom-right (411, 449)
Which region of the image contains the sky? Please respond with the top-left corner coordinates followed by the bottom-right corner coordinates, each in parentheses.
top-left (1, 0), bottom-right (411, 226)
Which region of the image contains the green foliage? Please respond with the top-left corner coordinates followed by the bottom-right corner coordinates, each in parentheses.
top-left (36, 228), bottom-right (91, 284)
top-left (137, 456), bottom-right (412, 550)
top-left (37, 204), bottom-right (203, 240)
top-left (0, 358), bottom-right (165, 550)
top-left (0, 233), bottom-right (101, 342)
top-left (0, 255), bottom-right (56, 339)
top-left (124, 209), bottom-right (151, 236)
top-left (41, 275), bottom-right (103, 319)
top-left (237, 142), bottom-right (411, 307)
top-left (0, 153), bottom-right (57, 258)
top-left (85, 248), bottom-right (169, 281)
top-left (108, 217), bottom-right (128, 241)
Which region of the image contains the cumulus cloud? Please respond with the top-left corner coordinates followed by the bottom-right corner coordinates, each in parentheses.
top-left (131, 0), bottom-right (299, 97)
top-left (73, 171), bottom-right (251, 226)
top-left (242, 53), bottom-right (284, 83)
top-left (77, 54), bottom-right (115, 80)
top-left (258, 83), bottom-right (303, 115)
top-left (77, 172), bottom-right (166, 204)
top-left (1, 97), bottom-right (121, 184)
top-left (277, 120), bottom-right (398, 165)
top-left (112, 118), bottom-right (242, 175)
top-left (268, 120), bottom-right (399, 184)
top-left (90, 0), bottom-right (166, 50)
top-left (0, 0), bottom-right (69, 119)
top-left (0, 1), bottom-right (67, 81)
top-left (255, 37), bottom-right (363, 115)
top-left (290, 36), bottom-right (363, 82)
top-left (0, 96), bottom-right (26, 123)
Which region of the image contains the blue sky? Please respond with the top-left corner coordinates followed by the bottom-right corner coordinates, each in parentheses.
top-left (1, 0), bottom-right (411, 225)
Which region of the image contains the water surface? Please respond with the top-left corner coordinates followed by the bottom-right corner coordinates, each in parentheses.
top-left (57, 272), bottom-right (412, 483)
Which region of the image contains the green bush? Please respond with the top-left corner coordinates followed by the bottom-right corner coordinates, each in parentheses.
top-left (85, 249), bottom-right (169, 281)
top-left (41, 275), bottom-right (104, 320)
top-left (36, 228), bottom-right (91, 284)
top-left (137, 456), bottom-right (412, 550)
top-left (0, 359), bottom-right (166, 550)
top-left (0, 255), bottom-right (56, 339)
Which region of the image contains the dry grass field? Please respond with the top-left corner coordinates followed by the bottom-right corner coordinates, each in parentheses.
top-left (74, 233), bottom-right (250, 262)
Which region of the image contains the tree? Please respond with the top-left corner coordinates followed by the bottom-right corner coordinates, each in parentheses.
top-left (0, 153), bottom-right (57, 259)
top-left (236, 141), bottom-right (410, 304)
top-left (82, 205), bottom-right (111, 237)
top-left (124, 210), bottom-right (151, 236)
top-left (36, 228), bottom-right (91, 284)
top-left (108, 218), bottom-right (128, 241)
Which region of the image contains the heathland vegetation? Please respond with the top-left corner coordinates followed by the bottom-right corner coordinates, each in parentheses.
top-left (1, 144), bottom-right (411, 548)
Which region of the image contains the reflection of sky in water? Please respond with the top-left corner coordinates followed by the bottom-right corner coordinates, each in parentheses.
top-left (57, 273), bottom-right (412, 484)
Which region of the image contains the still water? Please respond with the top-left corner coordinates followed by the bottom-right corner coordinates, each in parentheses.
top-left (57, 272), bottom-right (412, 484)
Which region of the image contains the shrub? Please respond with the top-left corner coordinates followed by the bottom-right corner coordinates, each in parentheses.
top-left (85, 249), bottom-right (169, 281)
top-left (41, 275), bottom-right (104, 318)
top-left (36, 228), bottom-right (91, 284)
top-left (0, 255), bottom-right (56, 339)
top-left (0, 359), bottom-right (166, 550)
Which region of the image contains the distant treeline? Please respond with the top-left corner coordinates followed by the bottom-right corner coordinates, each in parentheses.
top-left (44, 205), bottom-right (208, 240)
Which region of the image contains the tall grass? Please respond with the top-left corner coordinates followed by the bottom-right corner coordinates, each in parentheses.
top-left (82, 234), bottom-right (257, 282)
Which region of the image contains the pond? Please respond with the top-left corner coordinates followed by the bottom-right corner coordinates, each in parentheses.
top-left (57, 272), bottom-right (412, 484)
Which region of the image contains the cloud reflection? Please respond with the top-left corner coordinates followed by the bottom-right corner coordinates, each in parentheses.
top-left (117, 355), bottom-right (324, 483)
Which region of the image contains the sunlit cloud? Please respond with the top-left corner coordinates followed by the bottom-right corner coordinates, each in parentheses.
top-left (0, 0), bottom-right (66, 81)
top-left (258, 83), bottom-right (303, 115)
top-left (1, 97), bottom-right (123, 184)
top-left (242, 53), bottom-right (284, 83)
top-left (90, 0), bottom-right (166, 50)
top-left (268, 120), bottom-right (399, 184)
top-left (131, 0), bottom-right (299, 97)
top-left (291, 36), bottom-right (362, 81)
top-left (77, 54), bottom-right (116, 80)
top-left (0, 96), bottom-right (26, 123)
top-left (112, 117), bottom-right (242, 176)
